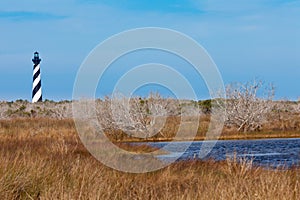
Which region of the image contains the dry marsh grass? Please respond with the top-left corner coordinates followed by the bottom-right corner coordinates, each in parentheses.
top-left (1, 116), bottom-right (300, 142)
top-left (0, 118), bottom-right (299, 199)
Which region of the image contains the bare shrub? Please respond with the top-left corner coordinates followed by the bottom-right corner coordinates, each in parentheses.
top-left (96, 93), bottom-right (181, 139)
top-left (271, 100), bottom-right (300, 131)
top-left (220, 80), bottom-right (275, 133)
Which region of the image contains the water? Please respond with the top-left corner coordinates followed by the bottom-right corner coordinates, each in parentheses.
top-left (145, 138), bottom-right (300, 169)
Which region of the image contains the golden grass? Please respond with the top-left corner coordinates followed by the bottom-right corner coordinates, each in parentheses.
top-left (0, 118), bottom-right (299, 199)
top-left (1, 116), bottom-right (300, 142)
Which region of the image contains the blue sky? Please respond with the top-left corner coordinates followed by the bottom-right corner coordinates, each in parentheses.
top-left (0, 0), bottom-right (299, 101)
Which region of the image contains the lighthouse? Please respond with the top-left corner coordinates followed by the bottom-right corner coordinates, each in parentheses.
top-left (32, 52), bottom-right (42, 103)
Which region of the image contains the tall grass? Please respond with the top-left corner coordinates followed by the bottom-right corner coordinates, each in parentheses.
top-left (0, 118), bottom-right (299, 199)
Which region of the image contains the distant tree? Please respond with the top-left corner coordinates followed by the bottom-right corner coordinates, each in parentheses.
top-left (95, 93), bottom-right (172, 138)
top-left (198, 99), bottom-right (212, 114)
top-left (221, 80), bottom-right (275, 133)
top-left (113, 93), bottom-right (173, 138)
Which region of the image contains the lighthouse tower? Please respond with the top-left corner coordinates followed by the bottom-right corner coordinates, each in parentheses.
top-left (32, 52), bottom-right (42, 103)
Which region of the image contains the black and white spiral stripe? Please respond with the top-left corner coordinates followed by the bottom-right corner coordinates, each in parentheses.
top-left (32, 63), bottom-right (42, 102)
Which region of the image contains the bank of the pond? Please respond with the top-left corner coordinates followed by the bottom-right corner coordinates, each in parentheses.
top-left (121, 130), bottom-right (300, 143)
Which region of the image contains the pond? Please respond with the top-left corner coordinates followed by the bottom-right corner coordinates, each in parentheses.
top-left (145, 138), bottom-right (300, 169)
